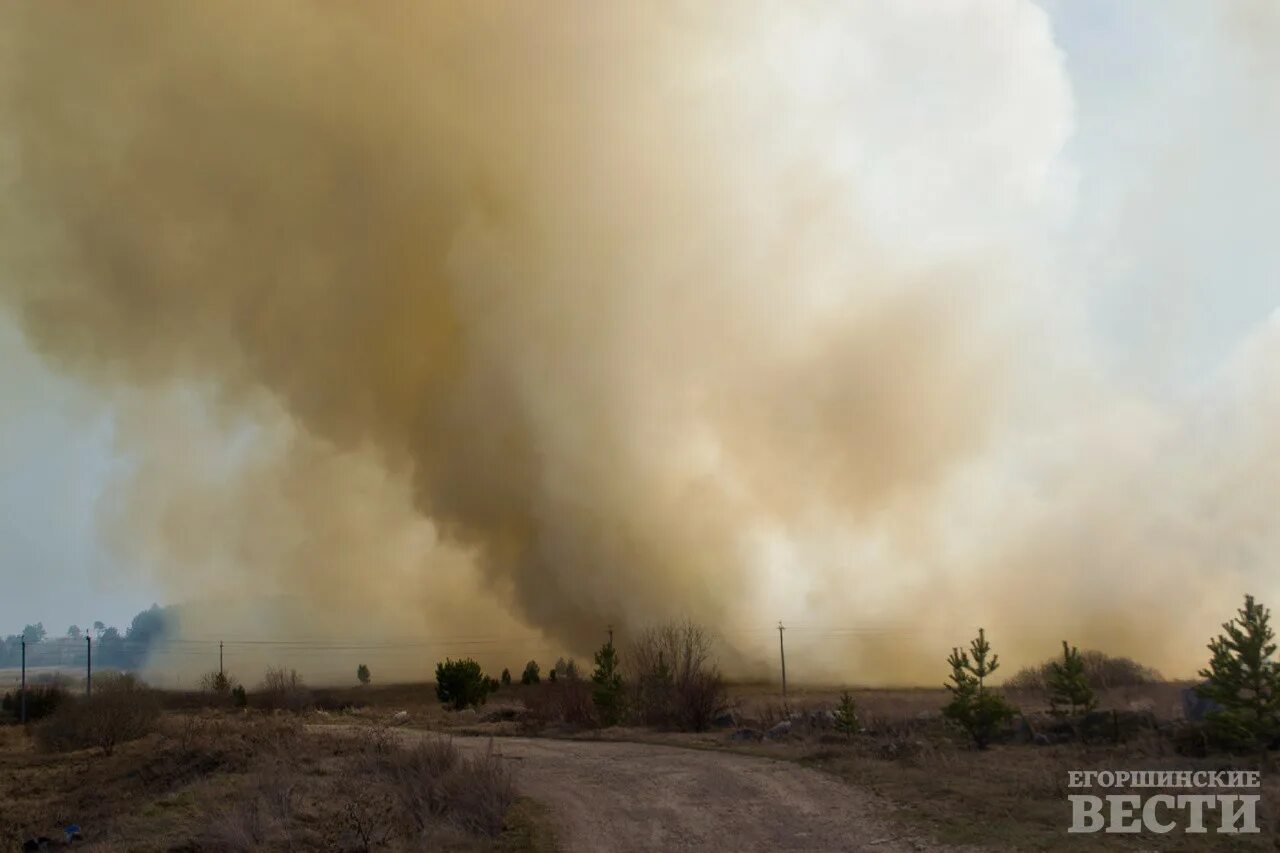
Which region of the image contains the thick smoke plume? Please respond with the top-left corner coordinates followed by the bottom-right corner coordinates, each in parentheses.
top-left (2, 3), bottom-right (1277, 683)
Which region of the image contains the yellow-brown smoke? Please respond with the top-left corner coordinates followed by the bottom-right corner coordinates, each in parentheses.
top-left (2, 3), bottom-right (1277, 684)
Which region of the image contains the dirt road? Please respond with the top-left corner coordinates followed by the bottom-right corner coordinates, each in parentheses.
top-left (444, 735), bottom-right (932, 852)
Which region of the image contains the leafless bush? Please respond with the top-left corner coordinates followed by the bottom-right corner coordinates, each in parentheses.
top-left (629, 620), bottom-right (727, 730)
top-left (371, 735), bottom-right (515, 839)
top-left (36, 672), bottom-right (159, 755)
top-left (255, 667), bottom-right (312, 712)
top-left (255, 763), bottom-right (298, 823)
top-left (384, 735), bottom-right (460, 831)
top-left (199, 669), bottom-right (241, 703)
top-left (446, 741), bottom-right (516, 837)
top-left (1006, 650), bottom-right (1163, 691)
top-left (2, 681), bottom-right (69, 722)
top-left (206, 798), bottom-right (265, 852)
top-left (518, 677), bottom-right (595, 727)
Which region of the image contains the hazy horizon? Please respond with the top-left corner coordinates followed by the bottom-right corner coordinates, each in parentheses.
top-left (2, 1), bottom-right (1278, 685)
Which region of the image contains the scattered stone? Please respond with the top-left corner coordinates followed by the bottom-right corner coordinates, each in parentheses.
top-left (456, 708), bottom-right (477, 720)
top-left (766, 720), bottom-right (792, 740)
top-left (390, 710), bottom-right (410, 725)
top-left (808, 709), bottom-right (836, 729)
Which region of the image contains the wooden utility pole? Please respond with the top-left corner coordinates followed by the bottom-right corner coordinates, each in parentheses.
top-left (86, 635), bottom-right (92, 698)
top-left (220, 641), bottom-right (224, 677)
top-left (607, 625), bottom-right (614, 647)
top-left (778, 621), bottom-right (787, 704)
top-left (20, 638), bottom-right (26, 724)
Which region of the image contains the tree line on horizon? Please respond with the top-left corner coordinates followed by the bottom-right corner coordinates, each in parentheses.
top-left (0, 604), bottom-right (174, 671)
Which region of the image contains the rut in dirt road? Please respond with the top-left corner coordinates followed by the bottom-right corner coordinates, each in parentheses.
top-left (447, 736), bottom-right (936, 853)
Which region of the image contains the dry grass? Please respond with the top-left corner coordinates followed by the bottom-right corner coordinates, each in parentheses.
top-left (702, 682), bottom-right (1278, 850)
top-left (0, 708), bottom-right (541, 851)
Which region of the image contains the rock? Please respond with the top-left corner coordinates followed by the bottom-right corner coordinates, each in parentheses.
top-left (456, 708), bottom-right (477, 721)
top-left (766, 720), bottom-right (792, 740)
top-left (391, 710), bottom-right (410, 725)
top-left (711, 712), bottom-right (736, 729)
top-left (1181, 686), bottom-right (1221, 723)
top-left (808, 710), bottom-right (836, 729)
top-left (729, 728), bottom-right (763, 742)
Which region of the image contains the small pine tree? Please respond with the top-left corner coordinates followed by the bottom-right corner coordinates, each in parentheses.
top-left (1047, 641), bottom-right (1095, 715)
top-left (357, 664), bottom-right (371, 685)
top-left (231, 684), bottom-right (248, 708)
top-left (591, 641), bottom-right (626, 726)
top-left (521, 660), bottom-right (541, 685)
top-left (942, 628), bottom-right (1018, 749)
top-left (833, 690), bottom-right (859, 741)
top-left (1197, 594), bottom-right (1280, 747)
top-left (501, 668), bottom-right (512, 687)
top-left (435, 658), bottom-right (492, 710)
top-left (549, 669), bottom-right (557, 684)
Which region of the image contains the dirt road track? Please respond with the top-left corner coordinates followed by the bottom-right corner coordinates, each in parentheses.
top-left (445, 735), bottom-right (933, 852)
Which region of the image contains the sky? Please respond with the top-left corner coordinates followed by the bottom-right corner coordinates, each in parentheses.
top-left (0, 1), bottom-right (1276, 682)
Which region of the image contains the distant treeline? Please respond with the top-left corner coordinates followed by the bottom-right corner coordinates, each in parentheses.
top-left (0, 604), bottom-right (175, 671)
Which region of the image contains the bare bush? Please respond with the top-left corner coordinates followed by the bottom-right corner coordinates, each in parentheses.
top-left (384, 735), bottom-right (460, 831)
top-left (1006, 650), bottom-right (1163, 691)
top-left (199, 669), bottom-right (240, 699)
top-left (2, 681), bottom-right (69, 722)
top-left (207, 798), bottom-right (265, 852)
top-left (36, 672), bottom-right (159, 755)
top-left (518, 677), bottom-right (594, 727)
top-left (629, 620), bottom-right (727, 730)
top-left (446, 741), bottom-right (516, 837)
top-left (369, 734), bottom-right (515, 839)
top-left (256, 667), bottom-right (312, 712)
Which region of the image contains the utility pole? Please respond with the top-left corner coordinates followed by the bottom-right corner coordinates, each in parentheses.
top-left (86, 635), bottom-right (92, 698)
top-left (607, 625), bottom-right (614, 647)
top-left (20, 638), bottom-right (26, 724)
top-left (778, 621), bottom-right (787, 705)
top-left (219, 641), bottom-right (224, 677)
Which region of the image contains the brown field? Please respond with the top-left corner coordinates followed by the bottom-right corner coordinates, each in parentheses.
top-left (2, 679), bottom-right (1276, 851)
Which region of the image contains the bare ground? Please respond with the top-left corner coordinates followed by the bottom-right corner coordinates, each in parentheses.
top-left (439, 734), bottom-right (940, 853)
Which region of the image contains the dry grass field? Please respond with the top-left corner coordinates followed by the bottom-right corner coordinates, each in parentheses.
top-left (3, 678), bottom-right (1277, 851)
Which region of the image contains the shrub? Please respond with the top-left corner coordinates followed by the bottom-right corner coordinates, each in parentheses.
top-left (232, 684), bottom-right (248, 708)
top-left (520, 660), bottom-right (540, 685)
top-left (629, 620), bottom-right (726, 731)
top-left (37, 672), bottom-right (159, 755)
top-left (1047, 641), bottom-right (1096, 715)
top-left (357, 664), bottom-right (371, 686)
top-left (384, 736), bottom-right (460, 830)
top-left (256, 667), bottom-right (312, 712)
top-left (446, 741), bottom-right (516, 837)
top-left (591, 641), bottom-right (625, 726)
top-left (435, 658), bottom-right (492, 710)
top-left (1197, 593), bottom-right (1280, 748)
top-left (375, 735), bottom-right (515, 838)
top-left (3, 682), bottom-right (69, 722)
top-left (942, 628), bottom-right (1017, 750)
top-left (199, 670), bottom-right (243, 707)
top-left (500, 668), bottom-right (512, 687)
top-left (1006, 650), bottom-right (1162, 690)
